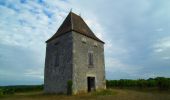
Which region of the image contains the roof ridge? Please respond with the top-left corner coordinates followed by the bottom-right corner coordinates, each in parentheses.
top-left (70, 12), bottom-right (73, 30)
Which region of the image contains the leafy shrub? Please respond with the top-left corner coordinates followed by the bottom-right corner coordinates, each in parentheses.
top-left (155, 77), bottom-right (170, 90)
top-left (0, 88), bottom-right (15, 95)
top-left (4, 88), bottom-right (15, 95)
top-left (0, 85), bottom-right (43, 96)
top-left (67, 80), bottom-right (72, 95)
top-left (106, 77), bottom-right (170, 90)
top-left (0, 89), bottom-right (3, 96)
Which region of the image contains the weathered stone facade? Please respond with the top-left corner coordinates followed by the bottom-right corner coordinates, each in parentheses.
top-left (44, 32), bottom-right (73, 93)
top-left (72, 31), bottom-right (106, 94)
top-left (44, 12), bottom-right (105, 94)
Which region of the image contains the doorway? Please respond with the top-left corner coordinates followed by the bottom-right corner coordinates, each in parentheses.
top-left (87, 77), bottom-right (95, 92)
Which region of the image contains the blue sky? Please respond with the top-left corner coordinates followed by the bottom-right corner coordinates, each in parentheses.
top-left (0, 0), bottom-right (170, 85)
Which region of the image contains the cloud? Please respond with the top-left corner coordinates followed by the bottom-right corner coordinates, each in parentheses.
top-left (153, 37), bottom-right (170, 60)
top-left (153, 37), bottom-right (170, 52)
top-left (85, 19), bottom-right (104, 40)
top-left (162, 57), bottom-right (170, 60)
top-left (1, 0), bottom-right (170, 85)
top-left (24, 69), bottom-right (43, 79)
top-left (155, 28), bottom-right (164, 32)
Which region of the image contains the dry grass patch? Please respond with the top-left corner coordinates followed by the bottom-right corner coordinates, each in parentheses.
top-left (0, 89), bottom-right (170, 100)
top-left (91, 89), bottom-right (117, 96)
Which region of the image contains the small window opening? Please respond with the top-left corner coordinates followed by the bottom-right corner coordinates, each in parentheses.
top-left (82, 37), bottom-right (87, 43)
top-left (88, 52), bottom-right (93, 66)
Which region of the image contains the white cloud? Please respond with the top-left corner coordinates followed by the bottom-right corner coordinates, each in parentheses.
top-left (152, 37), bottom-right (170, 61)
top-left (1, 0), bottom-right (170, 84)
top-left (24, 69), bottom-right (43, 79)
top-left (154, 48), bottom-right (163, 53)
top-left (140, 73), bottom-right (157, 79)
top-left (153, 37), bottom-right (170, 53)
top-left (0, 0), bottom-right (72, 51)
top-left (162, 57), bottom-right (170, 60)
top-left (105, 57), bottom-right (142, 75)
top-left (156, 28), bottom-right (164, 32)
top-left (85, 18), bottom-right (105, 40)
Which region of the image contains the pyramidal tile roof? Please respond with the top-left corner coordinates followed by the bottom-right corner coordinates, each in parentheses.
top-left (46, 12), bottom-right (104, 43)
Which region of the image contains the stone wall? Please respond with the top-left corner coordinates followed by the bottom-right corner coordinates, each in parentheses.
top-left (44, 31), bottom-right (106, 94)
top-left (44, 32), bottom-right (73, 93)
top-left (72, 31), bottom-right (106, 94)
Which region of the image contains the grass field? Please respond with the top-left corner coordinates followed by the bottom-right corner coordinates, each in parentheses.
top-left (0, 89), bottom-right (170, 100)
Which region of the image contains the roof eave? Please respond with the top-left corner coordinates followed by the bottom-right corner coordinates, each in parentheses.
top-left (46, 30), bottom-right (105, 44)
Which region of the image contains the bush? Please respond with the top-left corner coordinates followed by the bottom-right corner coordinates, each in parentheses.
top-left (0, 85), bottom-right (43, 96)
top-left (106, 77), bottom-right (170, 90)
top-left (0, 88), bottom-right (15, 95)
top-left (155, 77), bottom-right (170, 90)
top-left (137, 79), bottom-right (147, 88)
top-left (0, 89), bottom-right (3, 96)
top-left (67, 80), bottom-right (72, 95)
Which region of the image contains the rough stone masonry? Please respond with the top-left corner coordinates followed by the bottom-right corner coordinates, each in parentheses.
top-left (44, 11), bottom-right (106, 94)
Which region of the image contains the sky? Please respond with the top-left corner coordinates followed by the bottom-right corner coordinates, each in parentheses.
top-left (0, 0), bottom-right (170, 86)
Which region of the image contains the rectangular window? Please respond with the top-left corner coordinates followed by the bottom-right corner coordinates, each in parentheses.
top-left (88, 52), bottom-right (93, 66)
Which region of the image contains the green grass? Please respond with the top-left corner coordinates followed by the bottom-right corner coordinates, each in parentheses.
top-left (91, 89), bottom-right (117, 96)
top-left (0, 88), bottom-right (170, 100)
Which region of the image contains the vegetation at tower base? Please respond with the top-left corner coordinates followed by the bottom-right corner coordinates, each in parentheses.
top-left (67, 80), bottom-right (73, 95)
top-left (106, 77), bottom-right (170, 90)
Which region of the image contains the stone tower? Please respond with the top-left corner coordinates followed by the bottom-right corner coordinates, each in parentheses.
top-left (44, 12), bottom-right (106, 94)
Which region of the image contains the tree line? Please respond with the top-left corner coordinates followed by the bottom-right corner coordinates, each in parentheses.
top-left (106, 77), bottom-right (170, 90)
top-left (0, 85), bottom-right (43, 95)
